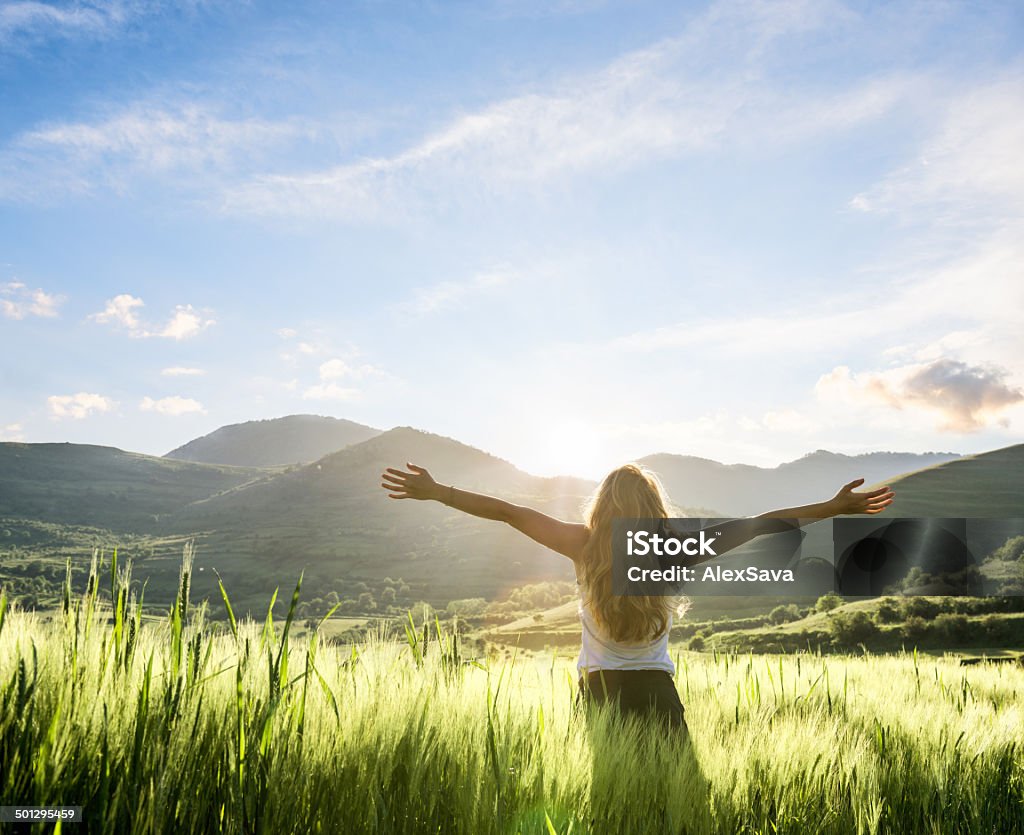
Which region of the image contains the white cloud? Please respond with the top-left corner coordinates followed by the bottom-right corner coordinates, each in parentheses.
top-left (48, 392), bottom-right (116, 420)
top-left (90, 293), bottom-right (144, 329)
top-left (1, 280), bottom-right (64, 318)
top-left (302, 383), bottom-right (361, 401)
top-left (559, 216), bottom-right (1023, 377)
top-left (280, 338), bottom-right (327, 362)
top-left (0, 102), bottom-right (306, 202)
top-left (0, 1), bottom-right (126, 45)
top-left (318, 358), bottom-right (353, 380)
top-left (139, 395), bottom-right (206, 416)
top-left (816, 359), bottom-right (1023, 432)
top-left (850, 73), bottom-right (1024, 225)
top-left (161, 366), bottom-right (205, 376)
top-left (159, 305), bottom-right (215, 340)
top-left (217, 1), bottom-right (916, 219)
top-left (90, 295), bottom-right (215, 339)
top-left (0, 422), bottom-right (25, 441)
top-left (399, 269), bottom-right (511, 317)
top-left (300, 354), bottom-right (387, 400)
top-left (317, 357), bottom-right (383, 381)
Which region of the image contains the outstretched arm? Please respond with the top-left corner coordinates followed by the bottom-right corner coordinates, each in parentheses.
top-left (663, 478), bottom-right (895, 566)
top-left (755, 478), bottom-right (895, 523)
top-left (380, 463), bottom-right (588, 561)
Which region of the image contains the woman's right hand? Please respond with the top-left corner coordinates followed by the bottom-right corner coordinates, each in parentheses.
top-left (380, 463), bottom-right (443, 500)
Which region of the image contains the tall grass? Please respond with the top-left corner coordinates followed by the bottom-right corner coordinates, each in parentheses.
top-left (1, 548), bottom-right (1022, 834)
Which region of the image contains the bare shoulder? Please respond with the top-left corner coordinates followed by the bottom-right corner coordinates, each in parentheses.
top-left (562, 523), bottom-right (591, 561)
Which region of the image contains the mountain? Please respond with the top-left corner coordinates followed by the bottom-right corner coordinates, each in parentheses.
top-left (0, 442), bottom-right (266, 530)
top-left (164, 414), bottom-right (381, 467)
top-left (2, 432), bottom-right (1019, 616)
top-left (171, 427), bottom-right (596, 604)
top-left (640, 450), bottom-right (961, 517)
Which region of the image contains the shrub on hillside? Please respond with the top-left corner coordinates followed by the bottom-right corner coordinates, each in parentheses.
top-left (815, 592), bottom-right (842, 613)
top-left (768, 604), bottom-right (801, 625)
top-left (901, 616), bottom-right (929, 643)
top-left (446, 598), bottom-right (486, 616)
top-left (828, 610), bottom-right (879, 646)
top-left (934, 613), bottom-right (971, 642)
top-left (901, 597), bottom-right (940, 620)
top-left (978, 618), bottom-right (1011, 643)
top-left (874, 599), bottom-right (902, 624)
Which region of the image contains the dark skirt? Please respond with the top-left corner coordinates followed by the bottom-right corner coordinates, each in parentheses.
top-left (577, 668), bottom-right (688, 735)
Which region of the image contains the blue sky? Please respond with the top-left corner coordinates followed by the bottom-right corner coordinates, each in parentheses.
top-left (1, 0), bottom-right (1022, 479)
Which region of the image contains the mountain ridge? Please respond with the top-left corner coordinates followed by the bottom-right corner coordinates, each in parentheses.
top-left (164, 414), bottom-right (381, 467)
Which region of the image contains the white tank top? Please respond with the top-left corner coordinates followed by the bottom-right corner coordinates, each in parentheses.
top-left (576, 595), bottom-right (675, 677)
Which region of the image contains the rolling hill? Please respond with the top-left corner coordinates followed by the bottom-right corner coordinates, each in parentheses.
top-left (0, 442), bottom-right (266, 530)
top-left (164, 414), bottom-right (381, 467)
top-left (487, 445), bottom-right (1024, 644)
top-left (641, 449), bottom-right (961, 516)
top-left (864, 443), bottom-right (1024, 517)
top-left (168, 427), bottom-right (596, 607)
top-left (2, 428), bottom-right (1021, 618)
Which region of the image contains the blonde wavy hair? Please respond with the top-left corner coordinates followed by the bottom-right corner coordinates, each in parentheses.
top-left (578, 463), bottom-right (687, 643)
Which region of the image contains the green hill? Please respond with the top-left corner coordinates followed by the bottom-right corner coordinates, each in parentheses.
top-left (2, 433), bottom-right (1020, 620)
top-left (642, 449), bottom-right (959, 516)
top-left (164, 414), bottom-right (381, 467)
top-left (170, 427), bottom-right (594, 609)
top-left (865, 443), bottom-right (1024, 517)
top-left (0, 442), bottom-right (266, 530)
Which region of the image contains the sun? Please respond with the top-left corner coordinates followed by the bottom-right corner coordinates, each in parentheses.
top-left (512, 420), bottom-right (617, 480)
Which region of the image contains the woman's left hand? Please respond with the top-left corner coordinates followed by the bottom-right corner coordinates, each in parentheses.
top-left (829, 478), bottom-right (895, 515)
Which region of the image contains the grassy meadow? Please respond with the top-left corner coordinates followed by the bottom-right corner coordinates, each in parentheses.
top-left (1, 550), bottom-right (1022, 835)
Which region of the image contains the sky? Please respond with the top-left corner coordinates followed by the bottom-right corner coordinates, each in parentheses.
top-left (1, 0), bottom-right (1022, 480)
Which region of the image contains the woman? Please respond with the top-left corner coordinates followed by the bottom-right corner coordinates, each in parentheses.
top-left (379, 461), bottom-right (894, 734)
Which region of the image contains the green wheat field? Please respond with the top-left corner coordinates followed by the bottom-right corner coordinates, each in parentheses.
top-left (1, 548), bottom-right (1022, 835)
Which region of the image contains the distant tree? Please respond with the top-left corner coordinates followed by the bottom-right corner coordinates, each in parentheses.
top-left (935, 613), bottom-right (971, 642)
top-left (828, 611), bottom-right (879, 646)
top-left (380, 587), bottom-right (396, 607)
top-left (874, 599), bottom-right (902, 624)
top-left (446, 598), bottom-right (486, 616)
top-left (902, 597), bottom-right (939, 620)
top-left (687, 634), bottom-right (705, 651)
top-left (768, 604), bottom-right (801, 625)
top-left (357, 592), bottom-right (375, 611)
top-left (326, 590), bottom-right (340, 606)
top-left (901, 616), bottom-right (929, 643)
top-left (815, 592), bottom-right (842, 613)
top-left (981, 614), bottom-right (1011, 641)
